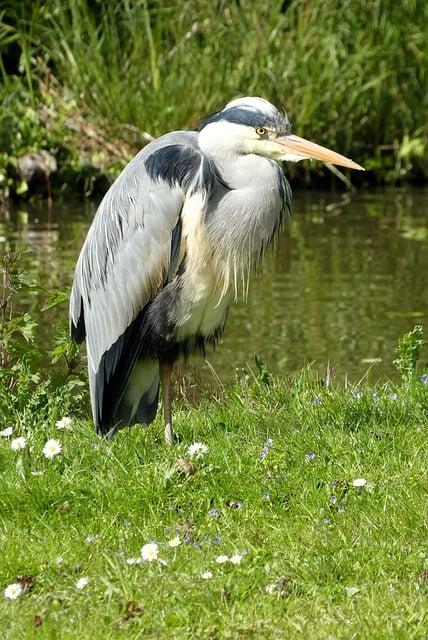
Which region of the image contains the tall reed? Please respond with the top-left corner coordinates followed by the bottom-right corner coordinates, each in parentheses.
top-left (2, 0), bottom-right (427, 181)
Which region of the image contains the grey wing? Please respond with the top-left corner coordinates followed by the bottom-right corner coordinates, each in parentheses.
top-left (69, 131), bottom-right (206, 431)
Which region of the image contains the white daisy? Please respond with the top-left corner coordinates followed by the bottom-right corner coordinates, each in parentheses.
top-left (352, 478), bottom-right (367, 488)
top-left (11, 436), bottom-right (27, 451)
top-left (56, 416), bottom-right (72, 430)
top-left (75, 576), bottom-right (89, 590)
top-left (186, 442), bottom-right (208, 460)
top-left (4, 582), bottom-right (23, 600)
top-left (201, 571), bottom-right (213, 579)
top-left (85, 534), bottom-right (99, 544)
top-left (43, 438), bottom-right (62, 459)
top-left (168, 536), bottom-right (181, 548)
top-left (215, 554), bottom-right (229, 564)
top-left (230, 553), bottom-right (243, 565)
top-left (140, 542), bottom-right (159, 562)
top-left (0, 426), bottom-right (13, 437)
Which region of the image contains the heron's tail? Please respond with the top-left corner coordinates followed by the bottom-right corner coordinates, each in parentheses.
top-left (97, 359), bottom-right (160, 438)
top-left (90, 360), bottom-right (159, 438)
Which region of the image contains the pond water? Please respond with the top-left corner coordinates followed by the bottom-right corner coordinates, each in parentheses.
top-left (1, 187), bottom-right (427, 383)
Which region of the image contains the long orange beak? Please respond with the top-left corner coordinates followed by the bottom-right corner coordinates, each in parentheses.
top-left (277, 134), bottom-right (364, 170)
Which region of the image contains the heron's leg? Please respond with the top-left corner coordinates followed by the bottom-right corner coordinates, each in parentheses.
top-left (160, 363), bottom-right (174, 445)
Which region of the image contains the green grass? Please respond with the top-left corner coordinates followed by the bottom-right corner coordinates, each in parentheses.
top-left (0, 0), bottom-right (427, 195)
top-left (1, 370), bottom-right (427, 638)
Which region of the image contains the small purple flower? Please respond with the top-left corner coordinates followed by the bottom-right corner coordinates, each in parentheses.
top-left (305, 451), bottom-right (316, 462)
top-left (389, 392), bottom-right (398, 401)
top-left (262, 492), bottom-right (270, 501)
top-left (123, 520), bottom-right (132, 527)
top-left (259, 438), bottom-right (273, 460)
top-left (421, 373), bottom-right (428, 386)
top-left (212, 535), bottom-right (221, 545)
top-left (322, 517), bottom-right (330, 525)
top-left (371, 390), bottom-right (379, 402)
top-left (208, 508), bottom-right (220, 518)
top-left (204, 535), bottom-right (211, 544)
top-left (183, 534), bottom-right (192, 544)
top-left (312, 395), bottom-right (321, 406)
top-left (337, 505), bottom-right (345, 513)
top-left (193, 541), bottom-right (201, 549)
top-left (329, 494), bottom-right (337, 505)
top-left (352, 389), bottom-right (363, 400)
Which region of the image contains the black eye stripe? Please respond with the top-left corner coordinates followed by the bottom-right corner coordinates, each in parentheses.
top-left (199, 106), bottom-right (292, 136)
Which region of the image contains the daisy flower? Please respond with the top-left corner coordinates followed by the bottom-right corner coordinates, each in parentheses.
top-left (11, 437), bottom-right (27, 451)
top-left (201, 571), bottom-right (213, 579)
top-left (4, 582), bottom-right (23, 600)
top-left (230, 553), bottom-right (243, 565)
top-left (0, 426), bottom-right (13, 437)
top-left (215, 555), bottom-right (229, 564)
top-left (186, 442), bottom-right (208, 460)
top-left (43, 438), bottom-right (62, 459)
top-left (140, 542), bottom-right (159, 562)
top-left (75, 577), bottom-right (89, 590)
top-left (168, 536), bottom-right (181, 548)
top-left (352, 478), bottom-right (367, 488)
top-left (56, 416), bottom-right (72, 430)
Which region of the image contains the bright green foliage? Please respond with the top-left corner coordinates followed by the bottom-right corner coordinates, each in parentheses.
top-left (0, 250), bottom-right (86, 427)
top-left (394, 325), bottom-right (424, 383)
top-left (0, 250), bottom-right (40, 365)
top-left (0, 358), bottom-right (427, 637)
top-left (0, 0), bottom-right (427, 197)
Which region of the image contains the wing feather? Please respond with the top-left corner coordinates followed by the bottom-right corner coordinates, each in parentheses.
top-left (69, 131), bottom-right (217, 432)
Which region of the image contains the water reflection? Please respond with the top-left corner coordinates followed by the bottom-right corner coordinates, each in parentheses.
top-left (1, 188), bottom-right (427, 381)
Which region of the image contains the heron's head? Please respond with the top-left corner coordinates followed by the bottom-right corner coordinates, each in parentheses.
top-left (198, 96), bottom-right (363, 170)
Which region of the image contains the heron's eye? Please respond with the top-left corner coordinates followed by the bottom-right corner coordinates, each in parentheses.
top-left (255, 127), bottom-right (267, 137)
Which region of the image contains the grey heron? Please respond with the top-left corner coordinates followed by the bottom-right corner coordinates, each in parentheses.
top-left (70, 96), bottom-right (363, 443)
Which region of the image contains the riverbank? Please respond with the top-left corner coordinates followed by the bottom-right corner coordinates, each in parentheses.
top-left (1, 360), bottom-right (427, 638)
top-left (0, 243), bottom-right (427, 636)
top-left (1, 1), bottom-right (427, 200)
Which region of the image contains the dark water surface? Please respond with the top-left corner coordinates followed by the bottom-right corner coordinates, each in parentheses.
top-left (1, 188), bottom-right (427, 382)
